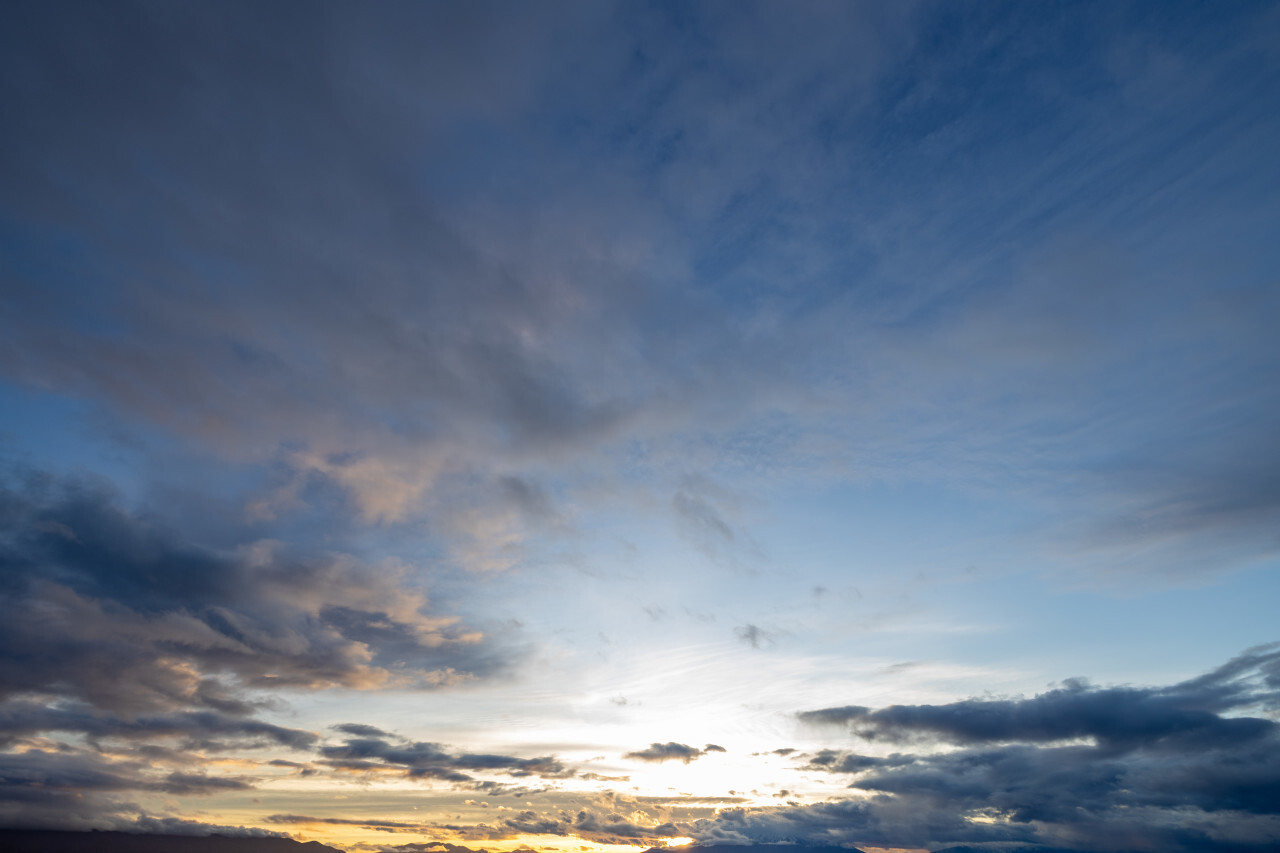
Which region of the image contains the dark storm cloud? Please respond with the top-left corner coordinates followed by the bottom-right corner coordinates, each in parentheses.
top-left (624, 742), bottom-right (720, 764)
top-left (318, 734), bottom-right (571, 784)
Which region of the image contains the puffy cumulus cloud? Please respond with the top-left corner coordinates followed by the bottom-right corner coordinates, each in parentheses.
top-left (317, 732), bottom-right (572, 787)
top-left (624, 742), bottom-right (725, 764)
top-left (679, 646), bottom-right (1280, 852)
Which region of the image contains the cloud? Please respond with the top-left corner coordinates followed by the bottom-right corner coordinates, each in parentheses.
top-left (673, 491), bottom-right (735, 557)
top-left (318, 733), bottom-right (572, 785)
top-left (435, 806), bottom-right (686, 846)
top-left (0, 0), bottom-right (649, 531)
top-left (0, 467), bottom-right (519, 828)
top-left (0, 470), bottom-right (508, 712)
top-left (0, 746), bottom-right (262, 830)
top-left (624, 742), bottom-right (722, 764)
top-left (375, 845), bottom-right (492, 853)
top-left (798, 750), bottom-right (915, 774)
top-left (127, 816), bottom-right (290, 838)
top-left (0, 702), bottom-right (317, 751)
top-left (1, 2), bottom-right (1279, 845)
top-left (1, 0), bottom-right (1277, 591)
top-left (267, 814), bottom-right (423, 831)
top-left (734, 624), bottom-right (777, 650)
top-left (725, 646), bottom-right (1280, 852)
top-left (158, 773), bottom-right (253, 796)
top-left (798, 643), bottom-right (1280, 751)
top-left (333, 723), bottom-right (395, 738)
top-left (0, 0), bottom-right (899, 557)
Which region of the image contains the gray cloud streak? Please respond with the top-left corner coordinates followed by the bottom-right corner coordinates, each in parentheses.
top-left (318, 733), bottom-right (572, 786)
top-left (624, 742), bottom-right (725, 764)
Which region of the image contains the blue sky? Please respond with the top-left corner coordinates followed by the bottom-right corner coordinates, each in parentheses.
top-left (1, 2), bottom-right (1279, 851)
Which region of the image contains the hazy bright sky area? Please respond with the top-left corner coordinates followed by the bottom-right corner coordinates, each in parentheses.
top-left (2, 2), bottom-right (1279, 852)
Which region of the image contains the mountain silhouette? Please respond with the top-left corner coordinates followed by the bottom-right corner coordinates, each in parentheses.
top-left (0, 829), bottom-right (344, 853)
top-left (647, 845), bottom-right (866, 853)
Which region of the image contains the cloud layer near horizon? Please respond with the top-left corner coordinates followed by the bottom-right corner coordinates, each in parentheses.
top-left (769, 645), bottom-right (1280, 850)
top-left (0, 468), bottom-right (519, 828)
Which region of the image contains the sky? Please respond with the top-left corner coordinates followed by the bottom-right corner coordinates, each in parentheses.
top-left (1, 1), bottom-right (1279, 852)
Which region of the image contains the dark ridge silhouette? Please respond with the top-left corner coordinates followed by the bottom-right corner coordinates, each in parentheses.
top-left (648, 846), bottom-right (865, 853)
top-left (932, 848), bottom-right (1109, 853)
top-left (0, 829), bottom-right (343, 853)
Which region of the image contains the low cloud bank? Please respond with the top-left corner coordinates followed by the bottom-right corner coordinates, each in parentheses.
top-left (700, 645), bottom-right (1280, 852)
top-left (0, 470), bottom-right (515, 828)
